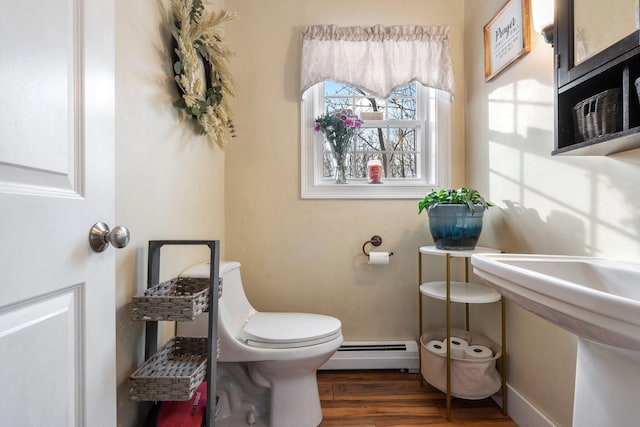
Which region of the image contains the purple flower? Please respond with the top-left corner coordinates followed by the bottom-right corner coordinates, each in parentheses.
top-left (314, 109), bottom-right (364, 145)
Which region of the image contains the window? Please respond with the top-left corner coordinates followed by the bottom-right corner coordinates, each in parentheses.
top-left (301, 81), bottom-right (451, 199)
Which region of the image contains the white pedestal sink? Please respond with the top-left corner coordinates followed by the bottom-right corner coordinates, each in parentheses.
top-left (470, 254), bottom-right (640, 427)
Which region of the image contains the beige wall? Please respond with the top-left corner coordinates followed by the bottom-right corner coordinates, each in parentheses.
top-left (224, 0), bottom-right (465, 341)
top-left (464, 1), bottom-right (640, 426)
top-left (114, 0), bottom-right (226, 425)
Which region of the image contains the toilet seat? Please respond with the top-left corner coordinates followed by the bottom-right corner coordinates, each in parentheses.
top-left (240, 312), bottom-right (342, 349)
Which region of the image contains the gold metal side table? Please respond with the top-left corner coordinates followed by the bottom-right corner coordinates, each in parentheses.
top-left (418, 245), bottom-right (507, 420)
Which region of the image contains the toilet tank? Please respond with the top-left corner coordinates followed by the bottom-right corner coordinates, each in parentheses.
top-left (178, 261), bottom-right (255, 338)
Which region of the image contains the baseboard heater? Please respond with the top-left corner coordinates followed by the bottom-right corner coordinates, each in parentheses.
top-left (320, 340), bottom-right (419, 372)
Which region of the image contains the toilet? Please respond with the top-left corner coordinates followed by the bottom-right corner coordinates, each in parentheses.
top-left (181, 261), bottom-right (343, 427)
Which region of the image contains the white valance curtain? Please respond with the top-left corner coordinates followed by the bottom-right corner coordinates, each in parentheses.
top-left (300, 24), bottom-right (455, 98)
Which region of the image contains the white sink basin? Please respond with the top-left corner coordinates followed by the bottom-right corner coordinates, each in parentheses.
top-left (470, 253), bottom-right (640, 350)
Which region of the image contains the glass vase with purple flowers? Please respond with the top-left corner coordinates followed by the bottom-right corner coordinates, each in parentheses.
top-left (314, 109), bottom-right (362, 183)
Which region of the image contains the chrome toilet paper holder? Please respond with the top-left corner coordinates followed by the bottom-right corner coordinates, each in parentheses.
top-left (362, 235), bottom-right (394, 257)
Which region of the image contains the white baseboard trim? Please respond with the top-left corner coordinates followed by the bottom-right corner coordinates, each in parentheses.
top-left (492, 383), bottom-right (557, 427)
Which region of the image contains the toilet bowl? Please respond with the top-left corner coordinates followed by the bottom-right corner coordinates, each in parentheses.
top-left (181, 261), bottom-right (343, 427)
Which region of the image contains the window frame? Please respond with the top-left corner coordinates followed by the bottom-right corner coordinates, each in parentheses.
top-left (301, 82), bottom-right (451, 199)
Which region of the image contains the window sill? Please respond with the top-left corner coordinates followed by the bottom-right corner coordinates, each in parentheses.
top-left (301, 179), bottom-right (436, 199)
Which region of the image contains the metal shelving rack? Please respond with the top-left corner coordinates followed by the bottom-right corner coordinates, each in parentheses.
top-left (144, 240), bottom-right (220, 427)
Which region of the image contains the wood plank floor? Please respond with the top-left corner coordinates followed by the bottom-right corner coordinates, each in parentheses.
top-left (318, 370), bottom-right (518, 427)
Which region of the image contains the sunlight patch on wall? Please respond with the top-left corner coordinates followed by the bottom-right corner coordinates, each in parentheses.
top-left (592, 160), bottom-right (640, 257)
top-left (522, 155), bottom-right (591, 213)
top-left (486, 74), bottom-right (640, 258)
top-left (488, 133), bottom-right (640, 256)
top-left (488, 82), bottom-right (516, 135)
top-left (595, 177), bottom-right (629, 229)
top-left (488, 79), bottom-right (553, 139)
top-left (487, 76), bottom-right (598, 255)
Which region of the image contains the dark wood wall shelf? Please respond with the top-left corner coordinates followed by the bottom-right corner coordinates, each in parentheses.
top-left (553, 0), bottom-right (640, 156)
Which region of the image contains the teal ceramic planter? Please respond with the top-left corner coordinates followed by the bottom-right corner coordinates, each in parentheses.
top-left (428, 204), bottom-right (485, 250)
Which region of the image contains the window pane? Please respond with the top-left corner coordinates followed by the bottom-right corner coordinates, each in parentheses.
top-left (389, 127), bottom-right (418, 151)
top-left (324, 81), bottom-right (354, 114)
top-left (354, 96), bottom-right (386, 118)
top-left (324, 97), bottom-right (352, 113)
top-left (302, 81), bottom-right (448, 198)
top-left (387, 153), bottom-right (418, 178)
top-left (391, 83), bottom-right (416, 97)
top-left (356, 127), bottom-right (384, 151)
top-left (324, 81), bottom-right (352, 96)
top-left (322, 146), bottom-right (355, 178)
top-left (352, 153), bottom-right (370, 178)
top-left (322, 147), bottom-right (333, 178)
top-left (321, 123), bottom-right (422, 180)
top-left (387, 97), bottom-right (416, 120)
top-left (316, 82), bottom-right (426, 182)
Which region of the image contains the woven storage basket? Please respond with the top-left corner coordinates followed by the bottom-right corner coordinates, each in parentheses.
top-left (420, 328), bottom-right (502, 400)
top-left (129, 336), bottom-right (208, 401)
top-left (573, 88), bottom-right (620, 142)
top-left (131, 277), bottom-right (209, 321)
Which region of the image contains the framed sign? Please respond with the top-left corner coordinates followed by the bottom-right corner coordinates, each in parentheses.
top-left (484, 0), bottom-right (532, 81)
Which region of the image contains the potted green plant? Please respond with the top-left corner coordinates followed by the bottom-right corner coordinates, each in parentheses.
top-left (418, 188), bottom-right (493, 250)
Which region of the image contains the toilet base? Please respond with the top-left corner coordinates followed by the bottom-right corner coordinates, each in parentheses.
top-left (216, 363), bottom-right (270, 426)
top-left (248, 360), bottom-right (324, 427)
top-left (216, 361), bottom-right (324, 427)
top-left (270, 374), bottom-right (322, 427)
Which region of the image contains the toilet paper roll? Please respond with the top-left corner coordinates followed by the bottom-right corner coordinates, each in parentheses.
top-left (368, 251), bottom-right (390, 265)
top-left (464, 345), bottom-right (493, 360)
top-left (425, 340), bottom-right (446, 355)
top-left (443, 336), bottom-right (469, 358)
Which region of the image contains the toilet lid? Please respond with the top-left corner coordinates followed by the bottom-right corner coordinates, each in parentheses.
top-left (241, 312), bottom-right (342, 349)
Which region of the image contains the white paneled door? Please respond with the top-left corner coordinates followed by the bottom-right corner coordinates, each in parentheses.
top-left (0, 1), bottom-right (116, 426)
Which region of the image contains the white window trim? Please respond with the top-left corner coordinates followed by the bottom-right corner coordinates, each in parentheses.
top-left (300, 83), bottom-right (451, 199)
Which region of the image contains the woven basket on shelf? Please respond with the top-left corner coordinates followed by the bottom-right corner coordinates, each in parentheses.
top-left (129, 336), bottom-right (208, 401)
top-left (573, 88), bottom-right (620, 142)
top-left (131, 277), bottom-right (209, 321)
top-left (420, 328), bottom-right (502, 399)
